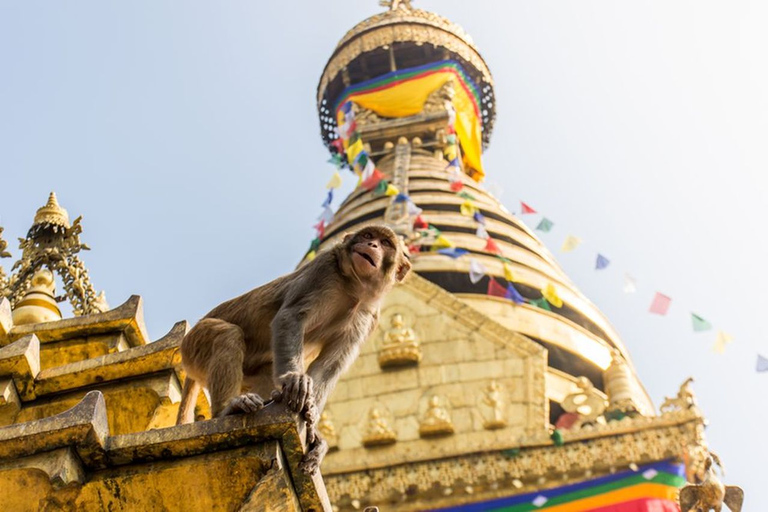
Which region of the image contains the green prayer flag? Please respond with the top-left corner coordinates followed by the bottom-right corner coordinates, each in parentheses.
top-left (531, 297), bottom-right (551, 311)
top-left (373, 180), bottom-right (389, 196)
top-left (550, 429), bottom-right (564, 446)
top-left (691, 313), bottom-right (712, 332)
top-left (309, 238), bottom-right (321, 252)
top-left (536, 218), bottom-right (554, 233)
top-left (457, 191), bottom-right (476, 200)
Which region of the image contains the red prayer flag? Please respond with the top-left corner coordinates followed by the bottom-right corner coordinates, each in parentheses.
top-left (487, 278), bottom-right (507, 298)
top-left (408, 244), bottom-right (421, 254)
top-left (649, 292), bottom-right (672, 315)
top-left (520, 201), bottom-right (537, 215)
top-left (362, 169), bottom-right (385, 191)
top-left (484, 237), bottom-right (502, 254)
top-left (413, 215), bottom-right (429, 230)
top-left (330, 139), bottom-right (345, 153)
top-left (446, 125), bottom-right (456, 135)
top-left (313, 220), bottom-right (325, 239)
top-left (450, 181), bottom-right (464, 192)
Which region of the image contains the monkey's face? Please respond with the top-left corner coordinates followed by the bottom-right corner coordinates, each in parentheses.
top-left (345, 226), bottom-right (411, 284)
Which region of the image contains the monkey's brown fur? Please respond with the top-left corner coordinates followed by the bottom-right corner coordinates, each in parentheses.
top-left (176, 225), bottom-right (410, 473)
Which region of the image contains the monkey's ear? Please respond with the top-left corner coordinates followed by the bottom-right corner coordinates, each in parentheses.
top-left (342, 232), bottom-right (354, 243)
top-left (396, 256), bottom-right (412, 282)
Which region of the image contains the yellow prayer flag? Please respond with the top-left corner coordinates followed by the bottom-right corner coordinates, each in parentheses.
top-left (460, 199), bottom-right (477, 217)
top-left (542, 283), bottom-right (563, 308)
top-left (561, 235), bottom-right (582, 253)
top-left (503, 262), bottom-right (517, 282)
top-left (432, 235), bottom-right (454, 249)
top-left (347, 139), bottom-right (364, 163)
top-left (712, 330), bottom-right (733, 354)
top-left (306, 250), bottom-right (317, 262)
top-left (444, 147), bottom-right (458, 161)
top-left (385, 183), bottom-right (400, 196)
top-left (326, 171), bottom-right (342, 189)
top-left (356, 174), bottom-right (363, 188)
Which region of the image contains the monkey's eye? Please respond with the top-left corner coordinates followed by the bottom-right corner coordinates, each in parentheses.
top-left (382, 239), bottom-right (393, 249)
top-left (363, 232), bottom-right (373, 240)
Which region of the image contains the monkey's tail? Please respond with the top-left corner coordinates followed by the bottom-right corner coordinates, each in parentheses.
top-left (176, 377), bottom-right (201, 425)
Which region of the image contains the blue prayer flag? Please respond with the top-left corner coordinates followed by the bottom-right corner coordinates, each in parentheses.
top-left (474, 212), bottom-right (486, 225)
top-left (757, 354), bottom-right (768, 372)
top-left (321, 190), bottom-right (333, 208)
top-left (505, 283), bottom-right (525, 304)
top-left (595, 254), bottom-right (610, 270)
top-left (437, 248), bottom-right (468, 259)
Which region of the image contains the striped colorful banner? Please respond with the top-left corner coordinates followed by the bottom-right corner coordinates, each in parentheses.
top-left (431, 461), bottom-right (684, 512)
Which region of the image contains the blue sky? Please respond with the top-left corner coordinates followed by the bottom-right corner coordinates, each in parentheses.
top-left (2, 0), bottom-right (766, 504)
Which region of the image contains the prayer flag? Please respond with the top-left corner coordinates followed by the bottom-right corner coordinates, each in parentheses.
top-left (373, 179), bottom-right (388, 196)
top-left (535, 218), bottom-right (554, 233)
top-left (561, 235), bottom-right (582, 253)
top-left (326, 171), bottom-right (342, 190)
top-left (446, 134), bottom-right (457, 144)
top-left (712, 331), bottom-right (733, 354)
top-left (408, 244), bottom-right (421, 254)
top-left (354, 151), bottom-right (369, 170)
top-left (469, 259), bottom-right (486, 284)
top-left (542, 283), bottom-right (563, 308)
top-left (321, 190), bottom-right (333, 208)
top-left (327, 154), bottom-right (343, 167)
top-left (530, 297), bottom-right (551, 311)
top-left (446, 157), bottom-right (460, 169)
top-left (309, 238), bottom-right (321, 252)
top-left (362, 169), bottom-right (384, 190)
top-left (394, 193), bottom-right (409, 203)
top-left (385, 183), bottom-right (399, 196)
top-left (341, 101), bottom-right (353, 114)
top-left (649, 292), bottom-right (672, 315)
top-left (406, 200), bottom-right (422, 217)
top-left (473, 211), bottom-right (486, 225)
top-left (444, 147), bottom-right (458, 161)
top-left (458, 191), bottom-right (476, 200)
top-left (318, 206), bottom-right (334, 224)
top-left (347, 139), bottom-right (364, 163)
top-left (476, 224), bottom-right (489, 240)
top-left (595, 254), bottom-right (610, 270)
top-left (450, 180), bottom-right (464, 192)
top-left (488, 278), bottom-right (508, 298)
top-left (313, 220), bottom-right (325, 239)
top-left (330, 139), bottom-right (344, 153)
top-left (460, 199), bottom-right (477, 217)
top-left (433, 235), bottom-right (454, 249)
top-left (624, 273), bottom-right (637, 294)
top-left (438, 248), bottom-right (468, 258)
top-left (691, 313), bottom-right (712, 332)
top-left (520, 201), bottom-right (537, 214)
top-left (503, 262), bottom-right (517, 282)
top-left (306, 250), bottom-right (316, 261)
top-left (757, 354), bottom-right (768, 372)
top-left (505, 283), bottom-right (525, 304)
top-left (413, 216), bottom-right (429, 230)
top-left (484, 237), bottom-right (502, 254)
top-left (532, 495), bottom-right (548, 508)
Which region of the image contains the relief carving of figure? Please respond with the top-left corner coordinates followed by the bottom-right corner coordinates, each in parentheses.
top-left (378, 313), bottom-right (422, 368)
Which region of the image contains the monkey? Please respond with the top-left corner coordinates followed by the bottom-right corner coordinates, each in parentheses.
top-left (176, 225), bottom-right (411, 473)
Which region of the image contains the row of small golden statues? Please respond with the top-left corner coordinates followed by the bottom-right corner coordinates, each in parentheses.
top-left (318, 382), bottom-right (509, 450)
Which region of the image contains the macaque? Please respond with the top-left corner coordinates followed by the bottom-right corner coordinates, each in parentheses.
top-left (176, 225), bottom-right (411, 473)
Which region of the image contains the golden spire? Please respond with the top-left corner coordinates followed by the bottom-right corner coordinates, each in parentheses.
top-left (379, 0), bottom-right (413, 10)
top-left (33, 192), bottom-right (71, 230)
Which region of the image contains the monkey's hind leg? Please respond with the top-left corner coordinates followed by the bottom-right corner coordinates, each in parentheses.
top-left (203, 319), bottom-right (265, 418)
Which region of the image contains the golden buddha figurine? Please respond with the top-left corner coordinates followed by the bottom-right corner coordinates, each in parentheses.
top-left (362, 407), bottom-right (397, 447)
top-left (480, 381), bottom-right (507, 430)
top-left (419, 395), bottom-right (455, 437)
top-left (378, 313), bottom-right (422, 368)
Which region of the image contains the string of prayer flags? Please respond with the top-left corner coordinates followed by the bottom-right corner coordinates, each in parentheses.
top-left (469, 258), bottom-right (486, 284)
top-left (505, 283), bottom-right (525, 304)
top-left (438, 247), bottom-right (468, 259)
top-left (484, 237), bottom-right (502, 254)
top-left (649, 292), bottom-right (672, 315)
top-left (476, 224), bottom-right (489, 240)
top-left (362, 169), bottom-right (385, 191)
top-left (561, 235), bottom-right (582, 253)
top-left (385, 183), bottom-right (400, 196)
top-left (691, 313), bottom-right (712, 332)
top-left (712, 331), bottom-right (733, 354)
top-left (623, 274), bottom-right (637, 294)
top-left (520, 201), bottom-right (537, 215)
top-left (318, 206), bottom-right (334, 224)
top-left (487, 277), bottom-right (508, 298)
top-left (536, 218), bottom-right (554, 233)
top-left (542, 283), bottom-right (563, 308)
top-left (503, 261), bottom-right (517, 282)
top-left (756, 354), bottom-right (768, 372)
top-left (595, 254), bottom-right (610, 270)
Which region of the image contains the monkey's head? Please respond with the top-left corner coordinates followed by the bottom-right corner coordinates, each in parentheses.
top-left (342, 225), bottom-right (411, 287)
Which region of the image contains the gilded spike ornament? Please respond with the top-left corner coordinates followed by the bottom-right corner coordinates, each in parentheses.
top-left (6, 192), bottom-right (108, 316)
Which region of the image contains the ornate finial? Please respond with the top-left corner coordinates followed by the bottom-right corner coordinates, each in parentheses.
top-left (679, 452), bottom-right (744, 512)
top-left (480, 380), bottom-right (508, 430)
top-left (379, 0), bottom-right (413, 11)
top-left (378, 313), bottom-right (421, 368)
top-left (32, 192), bottom-right (71, 232)
top-left (660, 377), bottom-right (698, 414)
top-left (12, 268), bottom-right (62, 326)
top-left (6, 192), bottom-right (103, 317)
top-left (362, 407), bottom-right (397, 447)
top-left (603, 349), bottom-right (642, 419)
top-left (419, 395), bottom-right (454, 437)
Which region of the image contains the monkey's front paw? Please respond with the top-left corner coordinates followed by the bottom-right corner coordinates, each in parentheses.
top-left (298, 438), bottom-right (328, 475)
top-left (277, 372), bottom-right (314, 413)
top-left (225, 393), bottom-right (265, 415)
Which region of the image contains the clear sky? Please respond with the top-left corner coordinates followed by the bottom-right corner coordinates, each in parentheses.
top-left (2, 0), bottom-right (766, 505)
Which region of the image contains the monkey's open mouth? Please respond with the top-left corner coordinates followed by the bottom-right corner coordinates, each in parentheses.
top-left (356, 251), bottom-right (376, 267)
